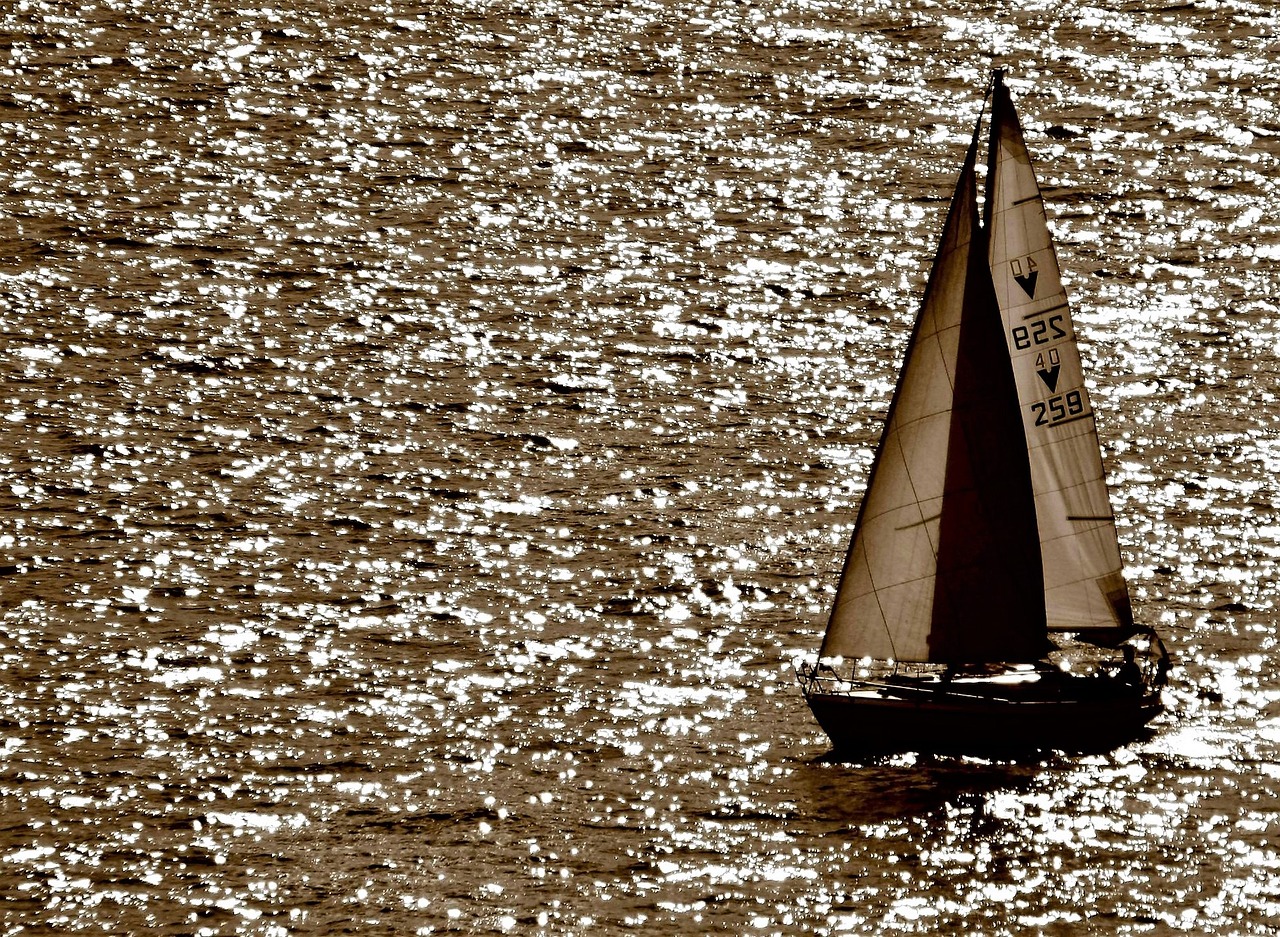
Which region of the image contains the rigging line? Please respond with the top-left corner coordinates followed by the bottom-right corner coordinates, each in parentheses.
top-left (974, 72), bottom-right (995, 163)
top-left (863, 533), bottom-right (899, 665)
top-left (980, 68), bottom-right (1002, 231)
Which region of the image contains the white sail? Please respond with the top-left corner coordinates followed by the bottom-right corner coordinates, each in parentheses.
top-left (819, 168), bottom-right (968, 663)
top-left (821, 133), bottom-right (1046, 665)
top-left (985, 78), bottom-right (1135, 635)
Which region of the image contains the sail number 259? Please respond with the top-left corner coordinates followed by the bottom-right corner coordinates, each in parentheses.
top-left (1011, 314), bottom-right (1067, 350)
top-left (1032, 389), bottom-right (1085, 426)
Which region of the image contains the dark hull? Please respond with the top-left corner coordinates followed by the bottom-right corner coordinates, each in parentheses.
top-left (805, 682), bottom-right (1162, 756)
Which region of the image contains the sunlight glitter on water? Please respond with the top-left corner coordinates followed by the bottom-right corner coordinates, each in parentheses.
top-left (2, 0), bottom-right (1280, 932)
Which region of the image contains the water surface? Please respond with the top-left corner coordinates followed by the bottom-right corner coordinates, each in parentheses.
top-left (2, 0), bottom-right (1279, 933)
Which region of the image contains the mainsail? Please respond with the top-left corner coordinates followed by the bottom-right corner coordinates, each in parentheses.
top-left (820, 72), bottom-right (1131, 665)
top-left (984, 76), bottom-right (1135, 638)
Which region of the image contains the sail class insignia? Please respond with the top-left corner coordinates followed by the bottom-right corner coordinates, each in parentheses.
top-left (1036, 363), bottom-right (1061, 391)
top-left (1012, 256), bottom-right (1039, 297)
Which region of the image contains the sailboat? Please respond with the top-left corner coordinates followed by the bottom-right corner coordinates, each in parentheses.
top-left (797, 70), bottom-right (1169, 754)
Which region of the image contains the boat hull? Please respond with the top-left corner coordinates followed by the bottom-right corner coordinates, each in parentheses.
top-left (804, 683), bottom-right (1162, 756)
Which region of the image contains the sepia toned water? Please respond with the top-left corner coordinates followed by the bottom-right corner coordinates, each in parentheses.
top-left (1, 0), bottom-right (1279, 933)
